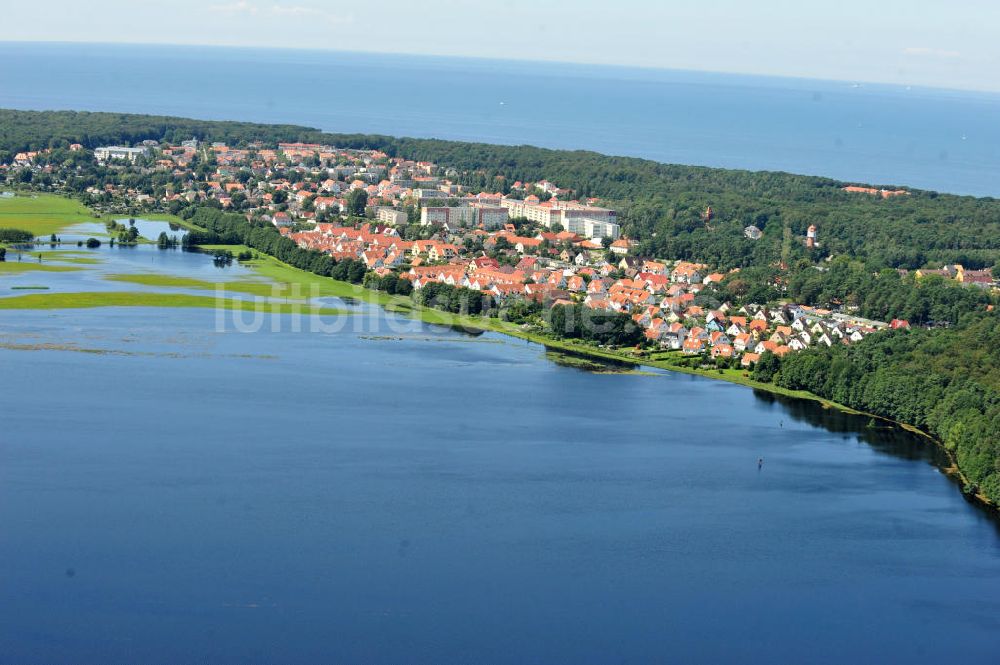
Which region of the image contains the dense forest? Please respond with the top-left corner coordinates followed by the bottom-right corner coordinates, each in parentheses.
top-left (548, 303), bottom-right (644, 346)
top-left (752, 316), bottom-right (1000, 503)
top-left (0, 110), bottom-right (315, 159)
top-left (718, 258), bottom-right (995, 325)
top-left (2, 109), bottom-right (999, 272)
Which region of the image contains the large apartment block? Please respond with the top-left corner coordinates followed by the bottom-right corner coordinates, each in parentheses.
top-left (500, 199), bottom-right (620, 239)
top-left (420, 204), bottom-right (509, 229)
top-left (376, 207), bottom-right (408, 225)
top-left (94, 146), bottom-right (150, 163)
top-left (564, 216), bottom-right (621, 240)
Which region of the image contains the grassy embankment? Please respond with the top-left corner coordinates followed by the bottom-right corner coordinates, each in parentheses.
top-left (1, 266), bottom-right (349, 314)
top-left (28, 249), bottom-right (103, 263)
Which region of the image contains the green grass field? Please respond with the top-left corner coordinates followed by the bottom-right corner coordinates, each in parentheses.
top-left (0, 290), bottom-right (349, 314)
top-left (104, 273), bottom-right (300, 298)
top-left (0, 261), bottom-right (82, 274)
top-left (27, 249), bottom-right (104, 264)
top-left (196, 244), bottom-right (255, 254)
top-left (0, 193), bottom-right (101, 236)
top-left (0, 193), bottom-right (202, 240)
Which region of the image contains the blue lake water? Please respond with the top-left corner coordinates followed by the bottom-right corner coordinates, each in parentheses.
top-left (1, 42), bottom-right (1000, 196)
top-left (1, 245), bottom-right (1000, 663)
top-left (119, 218), bottom-right (187, 243)
top-left (3, 240), bottom-right (259, 296)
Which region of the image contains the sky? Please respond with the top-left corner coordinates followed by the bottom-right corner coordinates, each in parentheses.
top-left (3, 0), bottom-right (1000, 92)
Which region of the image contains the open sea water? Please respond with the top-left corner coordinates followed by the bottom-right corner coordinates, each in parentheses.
top-left (1, 42), bottom-right (998, 196)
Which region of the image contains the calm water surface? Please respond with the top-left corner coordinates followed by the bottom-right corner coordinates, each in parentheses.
top-left (1, 241), bottom-right (999, 663)
top-left (119, 218), bottom-right (187, 244)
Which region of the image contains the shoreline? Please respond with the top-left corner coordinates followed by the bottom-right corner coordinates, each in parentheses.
top-left (2, 219), bottom-right (993, 513)
top-left (493, 323), bottom-right (994, 512)
top-left (228, 248), bottom-right (997, 513)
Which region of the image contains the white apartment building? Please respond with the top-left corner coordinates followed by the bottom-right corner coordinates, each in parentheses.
top-left (376, 207), bottom-right (408, 225)
top-left (565, 217), bottom-right (621, 240)
top-left (411, 188), bottom-right (455, 200)
top-left (94, 146), bottom-right (150, 163)
top-left (420, 205), bottom-right (509, 229)
top-left (500, 199), bottom-right (619, 239)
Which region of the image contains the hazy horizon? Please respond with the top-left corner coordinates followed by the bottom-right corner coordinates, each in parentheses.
top-left (3, 0), bottom-right (999, 94)
top-left (4, 39), bottom-right (1000, 100)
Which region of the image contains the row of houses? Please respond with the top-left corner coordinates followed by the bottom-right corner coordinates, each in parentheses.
top-left (2, 145), bottom-right (930, 367)
top-left (282, 219), bottom-right (893, 366)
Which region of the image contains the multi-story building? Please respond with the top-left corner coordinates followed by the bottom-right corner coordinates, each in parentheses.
top-left (411, 189), bottom-right (455, 201)
top-left (376, 207), bottom-right (408, 225)
top-left (94, 146), bottom-right (150, 163)
top-left (420, 205), bottom-right (509, 229)
top-left (470, 205), bottom-right (509, 230)
top-left (500, 199), bottom-right (619, 239)
top-left (564, 216), bottom-right (621, 240)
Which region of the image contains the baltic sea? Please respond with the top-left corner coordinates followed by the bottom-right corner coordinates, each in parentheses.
top-left (1, 42), bottom-right (999, 196)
